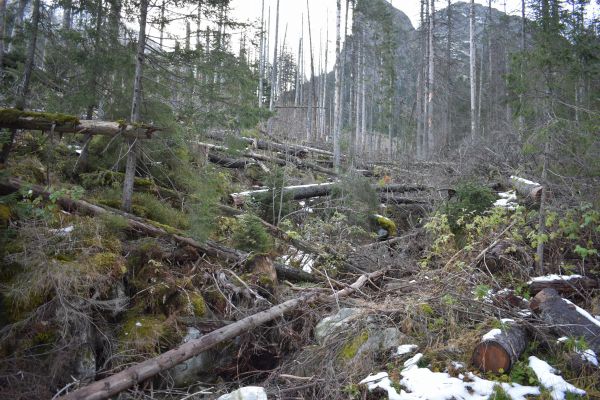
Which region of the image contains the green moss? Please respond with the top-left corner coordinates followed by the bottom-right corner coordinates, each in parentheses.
top-left (90, 252), bottom-right (126, 275)
top-left (374, 214), bottom-right (397, 236)
top-left (0, 205), bottom-right (11, 226)
top-left (340, 331), bottom-right (369, 361)
top-left (0, 108), bottom-right (80, 125)
top-left (119, 313), bottom-right (177, 354)
top-left (7, 156), bottom-right (46, 184)
top-left (189, 292), bottom-right (206, 317)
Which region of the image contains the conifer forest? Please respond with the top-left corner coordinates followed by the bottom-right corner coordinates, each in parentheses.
top-left (0, 0), bottom-right (600, 398)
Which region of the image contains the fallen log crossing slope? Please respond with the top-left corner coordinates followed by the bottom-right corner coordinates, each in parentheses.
top-left (58, 269), bottom-right (387, 400)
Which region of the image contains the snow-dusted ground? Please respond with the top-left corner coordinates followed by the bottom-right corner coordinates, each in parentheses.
top-left (360, 352), bottom-right (586, 400)
top-left (494, 190), bottom-right (518, 209)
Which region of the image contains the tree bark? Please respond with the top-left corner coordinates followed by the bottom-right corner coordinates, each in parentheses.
top-left (469, 0), bottom-right (477, 140)
top-left (122, 0), bottom-right (148, 212)
top-left (0, 0), bottom-right (6, 75)
top-left (530, 288), bottom-right (600, 354)
top-left (58, 269), bottom-right (386, 400)
top-left (333, 0), bottom-right (342, 171)
top-left (7, 0), bottom-right (27, 53)
top-left (258, 0), bottom-right (265, 107)
top-left (472, 322), bottom-right (527, 373)
top-left (0, 0), bottom-right (39, 164)
top-left (427, 0), bottom-right (435, 154)
top-left (269, 0), bottom-right (280, 111)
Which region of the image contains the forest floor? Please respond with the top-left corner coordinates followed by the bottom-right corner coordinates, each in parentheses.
top-left (0, 124), bottom-right (599, 400)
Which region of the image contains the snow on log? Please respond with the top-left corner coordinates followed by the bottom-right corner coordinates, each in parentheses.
top-left (0, 108), bottom-right (159, 138)
top-left (530, 288), bottom-right (600, 354)
top-left (472, 321), bottom-right (527, 373)
top-left (528, 275), bottom-right (599, 296)
top-left (58, 269), bottom-right (387, 400)
top-left (510, 175), bottom-right (543, 204)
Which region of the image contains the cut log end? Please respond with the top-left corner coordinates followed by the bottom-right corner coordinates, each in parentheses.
top-left (472, 341), bottom-right (512, 373)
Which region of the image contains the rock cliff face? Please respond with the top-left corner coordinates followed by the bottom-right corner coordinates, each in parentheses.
top-left (327, 0), bottom-right (523, 149)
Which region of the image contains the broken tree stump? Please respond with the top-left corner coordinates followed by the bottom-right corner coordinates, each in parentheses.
top-left (530, 288), bottom-right (600, 354)
top-left (472, 321), bottom-right (527, 373)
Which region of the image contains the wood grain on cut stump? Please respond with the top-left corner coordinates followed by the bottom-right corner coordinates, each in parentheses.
top-left (472, 323), bottom-right (527, 373)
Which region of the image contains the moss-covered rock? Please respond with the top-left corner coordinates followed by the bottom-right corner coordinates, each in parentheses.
top-left (339, 331), bottom-right (369, 361)
top-left (119, 313), bottom-right (179, 355)
top-left (188, 292), bottom-right (206, 317)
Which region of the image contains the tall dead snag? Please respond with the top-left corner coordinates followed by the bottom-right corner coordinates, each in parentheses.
top-left (530, 288), bottom-right (600, 354)
top-left (59, 269), bottom-right (387, 400)
top-left (122, 0), bottom-right (148, 212)
top-left (469, 0), bottom-right (477, 140)
top-left (472, 322), bottom-right (527, 373)
top-left (332, 0), bottom-right (342, 170)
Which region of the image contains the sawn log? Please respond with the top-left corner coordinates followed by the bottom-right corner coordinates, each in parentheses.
top-left (510, 175), bottom-right (543, 204)
top-left (530, 288), bottom-right (600, 354)
top-left (58, 269), bottom-right (387, 400)
top-left (472, 321), bottom-right (527, 373)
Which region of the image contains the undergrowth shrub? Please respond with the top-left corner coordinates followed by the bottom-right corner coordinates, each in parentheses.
top-left (444, 181), bottom-right (496, 234)
top-left (231, 214), bottom-right (273, 253)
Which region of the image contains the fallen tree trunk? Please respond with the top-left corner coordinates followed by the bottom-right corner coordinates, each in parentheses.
top-left (59, 269), bottom-right (387, 400)
top-left (472, 321), bottom-right (527, 373)
top-left (230, 182), bottom-right (429, 205)
top-left (208, 152), bottom-right (255, 169)
top-left (530, 288), bottom-right (600, 354)
top-left (510, 175), bottom-right (543, 204)
top-left (0, 178), bottom-right (316, 283)
top-left (0, 108), bottom-right (159, 138)
top-left (528, 275), bottom-right (599, 297)
top-left (206, 130), bottom-right (334, 158)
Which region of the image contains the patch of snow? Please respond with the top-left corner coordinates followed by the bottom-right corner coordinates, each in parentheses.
top-left (403, 353), bottom-right (423, 369)
top-left (527, 274), bottom-right (583, 284)
top-left (451, 361), bottom-right (465, 369)
top-left (50, 225), bottom-right (74, 236)
top-left (577, 349), bottom-right (598, 367)
top-left (482, 329), bottom-right (502, 341)
top-left (494, 190), bottom-right (518, 209)
top-left (501, 318), bottom-right (515, 324)
top-left (563, 299), bottom-right (600, 329)
top-left (556, 337), bottom-right (569, 343)
top-left (396, 344), bottom-right (418, 356)
top-left (135, 321), bottom-right (142, 327)
top-left (360, 356), bottom-right (540, 400)
top-left (528, 356), bottom-right (586, 400)
top-left (518, 309), bottom-right (532, 317)
top-left (511, 175), bottom-right (541, 187)
top-left (217, 386), bottom-right (267, 400)
top-left (281, 249), bottom-right (315, 274)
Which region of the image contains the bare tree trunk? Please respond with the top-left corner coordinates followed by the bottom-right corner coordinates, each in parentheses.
top-left (360, 40), bottom-right (366, 153)
top-left (321, 19), bottom-right (328, 141)
top-left (258, 0), bottom-right (265, 107)
top-left (487, 0), bottom-right (493, 133)
top-left (0, 0), bottom-right (39, 164)
top-left (536, 140), bottom-right (549, 273)
top-left (0, 0), bottom-right (6, 76)
top-left (63, 0), bottom-right (73, 30)
top-left (122, 0), bottom-right (148, 212)
top-left (306, 0), bottom-right (317, 142)
top-left (7, 0), bottom-right (27, 53)
top-left (518, 0), bottom-right (525, 131)
top-left (445, 0), bottom-right (452, 150)
top-left (333, 0), bottom-right (342, 170)
top-left (427, 0), bottom-right (435, 154)
top-left (269, 0), bottom-right (280, 111)
top-left (469, 0), bottom-right (477, 140)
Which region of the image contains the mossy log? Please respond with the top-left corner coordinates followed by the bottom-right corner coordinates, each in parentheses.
top-left (0, 178), bottom-right (317, 283)
top-left (0, 108), bottom-right (159, 138)
top-left (472, 322), bottom-right (527, 373)
top-left (58, 269), bottom-right (387, 400)
top-left (208, 152), bottom-right (256, 169)
top-left (530, 288), bottom-right (600, 353)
